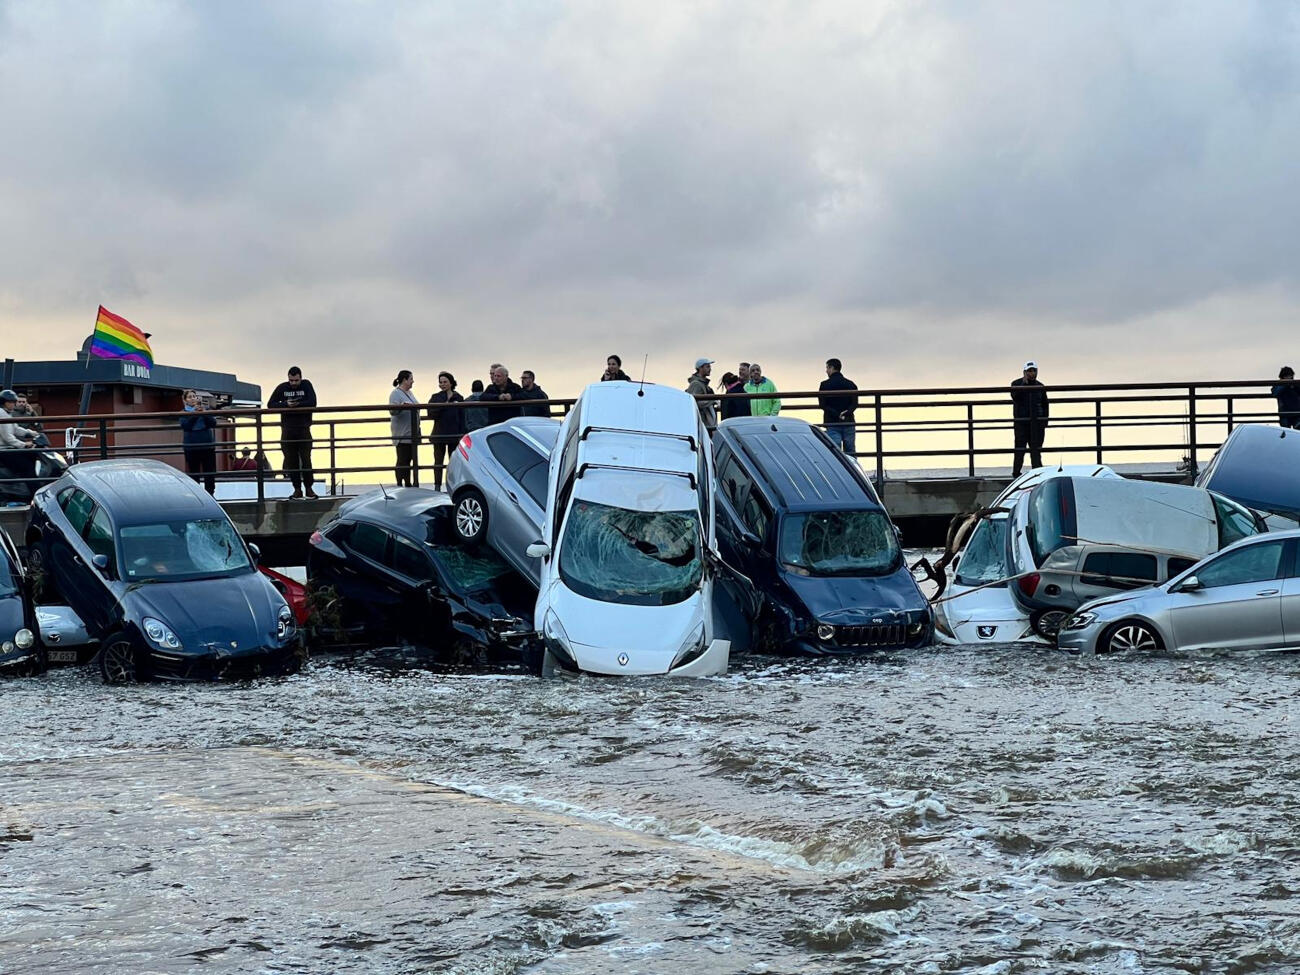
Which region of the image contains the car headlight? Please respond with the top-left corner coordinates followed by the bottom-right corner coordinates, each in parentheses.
top-left (2, 640), bottom-right (13, 653)
top-left (671, 623), bottom-right (707, 669)
top-left (276, 605), bottom-right (295, 641)
top-left (542, 609), bottom-right (577, 668)
top-left (907, 620), bottom-right (926, 636)
top-left (143, 617), bottom-right (182, 650)
top-left (816, 623), bottom-right (835, 642)
top-left (15, 628), bottom-right (35, 649)
top-left (1063, 612), bottom-right (1096, 631)
top-left (933, 607), bottom-right (954, 639)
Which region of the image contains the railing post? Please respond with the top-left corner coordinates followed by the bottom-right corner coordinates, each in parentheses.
top-left (98, 418), bottom-right (108, 459)
top-left (966, 403), bottom-right (975, 477)
top-left (1226, 396), bottom-right (1234, 435)
top-left (329, 420), bottom-right (338, 496)
top-left (1187, 385), bottom-right (1198, 475)
top-left (1094, 399), bottom-right (1103, 464)
top-left (410, 407), bottom-right (420, 487)
top-left (255, 411), bottom-right (265, 503)
top-left (874, 393), bottom-right (884, 484)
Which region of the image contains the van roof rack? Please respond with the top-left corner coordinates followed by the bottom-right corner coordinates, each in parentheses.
top-left (579, 425), bottom-right (697, 452)
top-left (576, 463), bottom-right (696, 490)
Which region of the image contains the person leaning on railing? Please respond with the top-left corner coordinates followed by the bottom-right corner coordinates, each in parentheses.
top-left (267, 365), bottom-right (318, 499)
top-left (1272, 366), bottom-right (1300, 429)
top-left (818, 358), bottom-right (858, 454)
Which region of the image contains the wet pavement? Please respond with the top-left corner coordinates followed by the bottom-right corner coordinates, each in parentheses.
top-left (2, 635), bottom-right (1299, 972)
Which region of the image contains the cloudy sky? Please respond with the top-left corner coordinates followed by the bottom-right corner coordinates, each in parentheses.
top-left (2, 0), bottom-right (1297, 402)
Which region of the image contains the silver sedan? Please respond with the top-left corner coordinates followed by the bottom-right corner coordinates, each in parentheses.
top-left (1057, 529), bottom-right (1300, 654)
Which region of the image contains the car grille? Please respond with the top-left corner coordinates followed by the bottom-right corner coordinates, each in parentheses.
top-left (834, 623), bottom-right (908, 648)
top-left (148, 644), bottom-right (304, 681)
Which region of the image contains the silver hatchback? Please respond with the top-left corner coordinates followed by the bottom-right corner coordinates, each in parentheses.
top-left (1057, 529), bottom-right (1300, 654)
top-left (445, 417), bottom-right (561, 587)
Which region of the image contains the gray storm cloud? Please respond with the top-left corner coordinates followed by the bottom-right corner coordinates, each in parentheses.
top-left (1, 0), bottom-right (1297, 389)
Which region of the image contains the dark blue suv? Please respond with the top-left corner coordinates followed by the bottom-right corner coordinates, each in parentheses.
top-left (713, 417), bottom-right (931, 653)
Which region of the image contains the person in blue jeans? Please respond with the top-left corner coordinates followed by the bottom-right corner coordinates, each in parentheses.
top-left (818, 358), bottom-right (858, 454)
top-left (179, 389), bottom-right (218, 494)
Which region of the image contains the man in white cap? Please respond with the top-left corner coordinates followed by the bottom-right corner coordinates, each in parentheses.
top-left (687, 357), bottom-right (717, 433)
top-left (1010, 360), bottom-right (1049, 477)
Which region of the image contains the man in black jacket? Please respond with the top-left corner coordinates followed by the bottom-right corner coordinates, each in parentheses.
top-left (480, 364), bottom-right (524, 422)
top-left (1271, 366), bottom-right (1300, 429)
top-left (818, 358), bottom-right (858, 453)
top-left (515, 370), bottom-right (551, 418)
top-left (267, 366), bottom-right (318, 499)
top-left (1010, 360), bottom-right (1049, 477)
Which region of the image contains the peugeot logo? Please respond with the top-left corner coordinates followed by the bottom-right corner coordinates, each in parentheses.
top-left (617, 653), bottom-right (629, 667)
top-left (977, 625), bottom-right (997, 640)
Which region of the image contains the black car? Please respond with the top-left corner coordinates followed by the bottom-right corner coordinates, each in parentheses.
top-left (0, 526), bottom-right (40, 673)
top-left (713, 417), bottom-right (932, 653)
top-left (0, 443), bottom-right (68, 506)
top-left (28, 460), bottom-right (303, 682)
top-left (307, 487), bottom-right (543, 669)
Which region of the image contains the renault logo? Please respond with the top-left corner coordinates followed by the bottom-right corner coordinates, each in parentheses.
top-left (977, 625), bottom-right (997, 640)
top-left (617, 653), bottom-right (629, 667)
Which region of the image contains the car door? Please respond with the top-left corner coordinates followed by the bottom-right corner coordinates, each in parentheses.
top-left (484, 432), bottom-right (547, 573)
top-left (713, 444), bottom-right (755, 573)
top-left (73, 505), bottom-right (121, 633)
top-left (388, 532), bottom-right (449, 646)
top-left (1166, 539), bottom-right (1288, 651)
top-left (47, 489), bottom-right (103, 629)
top-left (1276, 541), bottom-right (1300, 648)
top-left (335, 522), bottom-right (402, 638)
top-left (1073, 550), bottom-right (1159, 604)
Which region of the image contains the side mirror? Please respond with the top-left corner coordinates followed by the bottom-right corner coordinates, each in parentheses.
top-left (1175, 575), bottom-right (1201, 592)
top-left (248, 543), bottom-right (261, 564)
top-left (526, 541), bottom-right (551, 559)
top-left (92, 553), bottom-right (109, 571)
top-left (894, 523), bottom-right (904, 543)
top-left (739, 530), bottom-right (761, 548)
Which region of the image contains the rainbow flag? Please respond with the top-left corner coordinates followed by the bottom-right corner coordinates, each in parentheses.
top-left (90, 305), bottom-right (154, 368)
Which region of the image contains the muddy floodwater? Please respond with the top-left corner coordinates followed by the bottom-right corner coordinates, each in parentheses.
top-left (2, 627), bottom-right (1299, 972)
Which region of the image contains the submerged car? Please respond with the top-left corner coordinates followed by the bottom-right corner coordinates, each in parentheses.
top-left (931, 465), bottom-right (1119, 645)
top-left (1196, 424), bottom-right (1300, 528)
top-left (308, 487), bottom-right (542, 668)
top-left (446, 417), bottom-right (562, 585)
top-left (0, 526), bottom-right (39, 672)
top-left (714, 416), bottom-right (930, 653)
top-left (1006, 476), bottom-right (1264, 638)
top-left (528, 382), bottom-right (734, 677)
top-left (28, 460), bottom-right (303, 682)
top-left (1058, 529), bottom-right (1300, 654)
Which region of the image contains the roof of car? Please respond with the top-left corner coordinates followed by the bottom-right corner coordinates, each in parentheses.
top-left (1197, 424), bottom-right (1300, 519)
top-left (64, 460), bottom-right (224, 524)
top-left (723, 417), bottom-right (881, 511)
top-left (576, 381), bottom-right (700, 438)
top-left (478, 417), bottom-right (562, 451)
top-left (337, 487), bottom-right (448, 535)
top-left (1062, 476), bottom-right (1218, 554)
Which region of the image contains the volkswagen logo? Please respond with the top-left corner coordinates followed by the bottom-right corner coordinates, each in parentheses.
top-left (977, 625), bottom-right (997, 640)
top-left (617, 653), bottom-right (629, 667)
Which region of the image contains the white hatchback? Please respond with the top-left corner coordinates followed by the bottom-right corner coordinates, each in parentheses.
top-left (527, 381), bottom-right (731, 677)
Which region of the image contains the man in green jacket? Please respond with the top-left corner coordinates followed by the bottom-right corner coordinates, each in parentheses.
top-left (744, 363), bottom-right (781, 416)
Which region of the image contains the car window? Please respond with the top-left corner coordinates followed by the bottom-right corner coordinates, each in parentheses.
top-left (61, 488), bottom-right (95, 536)
top-left (1167, 556), bottom-right (1197, 577)
top-left (85, 507), bottom-right (115, 564)
top-left (1195, 541), bottom-right (1285, 589)
top-left (715, 445), bottom-right (749, 509)
top-left (390, 534), bottom-right (429, 579)
top-left (954, 516), bottom-right (1009, 586)
top-left (1080, 551), bottom-right (1158, 590)
top-left (1027, 479), bottom-right (1076, 567)
top-left (741, 490), bottom-right (771, 540)
top-left (487, 432), bottom-right (542, 477)
top-left (520, 462), bottom-right (548, 507)
top-left (1212, 493), bottom-right (1261, 548)
top-left (348, 522), bottom-right (389, 564)
top-left (697, 444), bottom-right (711, 536)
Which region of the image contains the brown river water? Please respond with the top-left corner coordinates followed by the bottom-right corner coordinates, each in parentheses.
top-left (2, 572), bottom-right (1299, 973)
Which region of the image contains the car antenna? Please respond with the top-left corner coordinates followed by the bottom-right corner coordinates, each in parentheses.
top-left (378, 482), bottom-right (391, 500)
top-left (637, 355), bottom-right (648, 397)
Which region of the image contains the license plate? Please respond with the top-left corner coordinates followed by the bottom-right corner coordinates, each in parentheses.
top-left (47, 650), bottom-right (79, 663)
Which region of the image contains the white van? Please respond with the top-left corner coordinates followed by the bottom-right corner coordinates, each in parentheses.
top-left (526, 382), bottom-right (731, 676)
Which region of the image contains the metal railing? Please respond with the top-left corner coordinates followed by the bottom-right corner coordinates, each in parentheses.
top-left (0, 379), bottom-right (1290, 499)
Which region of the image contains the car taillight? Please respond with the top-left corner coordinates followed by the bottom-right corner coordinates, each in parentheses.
top-left (457, 434), bottom-right (472, 459)
top-left (1018, 572), bottom-right (1040, 597)
top-left (309, 530), bottom-right (324, 546)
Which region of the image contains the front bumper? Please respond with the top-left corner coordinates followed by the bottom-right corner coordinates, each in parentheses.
top-left (784, 619), bottom-right (932, 655)
top-left (145, 638), bottom-right (306, 681)
top-left (545, 637), bottom-right (730, 677)
top-left (1055, 621), bottom-right (1106, 655)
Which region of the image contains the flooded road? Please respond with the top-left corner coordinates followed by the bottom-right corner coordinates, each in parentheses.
top-left (3, 641), bottom-right (1299, 971)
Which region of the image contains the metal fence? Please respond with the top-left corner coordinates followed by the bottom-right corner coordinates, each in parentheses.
top-left (0, 378), bottom-right (1288, 498)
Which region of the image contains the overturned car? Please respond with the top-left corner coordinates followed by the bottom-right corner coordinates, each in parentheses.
top-left (308, 488), bottom-right (543, 670)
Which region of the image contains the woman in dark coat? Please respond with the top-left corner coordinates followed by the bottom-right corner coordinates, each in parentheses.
top-left (426, 371), bottom-right (465, 491)
top-left (719, 372), bottom-right (750, 421)
top-left (601, 354), bottom-right (631, 382)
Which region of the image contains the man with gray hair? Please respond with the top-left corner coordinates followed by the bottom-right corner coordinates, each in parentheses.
top-left (481, 364), bottom-right (524, 422)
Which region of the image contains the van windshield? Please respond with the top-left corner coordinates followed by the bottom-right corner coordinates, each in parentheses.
top-left (558, 500), bottom-right (702, 606)
top-left (955, 516), bottom-right (1009, 586)
top-left (778, 510), bottom-right (900, 576)
top-left (120, 519), bottom-right (252, 582)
